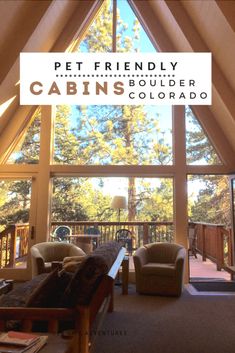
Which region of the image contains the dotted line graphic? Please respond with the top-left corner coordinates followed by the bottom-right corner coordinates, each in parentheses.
top-left (55, 74), bottom-right (175, 78)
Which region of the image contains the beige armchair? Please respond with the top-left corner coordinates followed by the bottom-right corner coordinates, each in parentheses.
top-left (134, 242), bottom-right (186, 297)
top-left (30, 242), bottom-right (86, 277)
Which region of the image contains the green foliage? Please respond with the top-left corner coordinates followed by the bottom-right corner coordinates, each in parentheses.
top-left (186, 107), bottom-right (230, 226)
top-left (0, 181), bottom-right (31, 231)
top-left (132, 178), bottom-right (173, 222)
top-left (53, 0), bottom-right (173, 221)
top-left (7, 109), bottom-right (41, 164)
top-left (54, 105), bottom-right (80, 164)
top-left (188, 175), bottom-right (230, 226)
top-left (186, 106), bottom-right (221, 165)
top-left (52, 178), bottom-right (113, 221)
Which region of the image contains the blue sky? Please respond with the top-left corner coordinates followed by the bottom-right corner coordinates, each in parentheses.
top-left (117, 0), bottom-right (156, 53)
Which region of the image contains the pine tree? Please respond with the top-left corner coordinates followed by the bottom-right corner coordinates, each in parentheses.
top-left (186, 107), bottom-right (230, 226)
top-left (72, 0), bottom-right (171, 221)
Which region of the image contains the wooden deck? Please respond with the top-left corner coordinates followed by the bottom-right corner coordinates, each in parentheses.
top-left (189, 254), bottom-right (230, 281)
top-left (129, 253), bottom-right (231, 281)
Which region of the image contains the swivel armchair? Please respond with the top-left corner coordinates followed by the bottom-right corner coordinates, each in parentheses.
top-left (30, 242), bottom-right (85, 277)
top-left (134, 242), bottom-right (186, 297)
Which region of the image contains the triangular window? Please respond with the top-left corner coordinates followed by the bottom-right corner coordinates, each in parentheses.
top-left (78, 0), bottom-right (155, 53)
top-left (6, 109), bottom-right (41, 164)
top-left (185, 106), bottom-right (222, 165)
top-left (54, 0), bottom-right (172, 166)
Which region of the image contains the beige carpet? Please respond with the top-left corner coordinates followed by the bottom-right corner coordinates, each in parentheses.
top-left (93, 285), bottom-right (235, 353)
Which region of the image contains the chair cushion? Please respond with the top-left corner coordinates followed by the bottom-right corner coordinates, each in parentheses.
top-left (141, 263), bottom-right (176, 277)
top-left (145, 243), bottom-right (182, 263)
top-left (32, 242), bottom-right (85, 263)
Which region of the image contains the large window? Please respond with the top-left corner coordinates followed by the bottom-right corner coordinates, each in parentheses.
top-left (0, 179), bottom-right (32, 269)
top-left (54, 1), bottom-right (172, 166)
top-left (51, 177), bottom-right (173, 222)
top-left (54, 105), bottom-right (172, 165)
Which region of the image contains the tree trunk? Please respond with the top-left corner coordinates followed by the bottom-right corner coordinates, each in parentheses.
top-left (128, 177), bottom-right (136, 221)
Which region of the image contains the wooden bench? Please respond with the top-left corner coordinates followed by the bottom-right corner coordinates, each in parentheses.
top-left (0, 247), bottom-right (126, 353)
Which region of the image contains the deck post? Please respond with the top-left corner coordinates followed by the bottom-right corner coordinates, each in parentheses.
top-left (216, 226), bottom-right (223, 271)
top-left (201, 224), bottom-right (206, 262)
top-left (143, 223), bottom-right (149, 245)
top-left (8, 225), bottom-right (16, 268)
top-left (228, 228), bottom-right (233, 266)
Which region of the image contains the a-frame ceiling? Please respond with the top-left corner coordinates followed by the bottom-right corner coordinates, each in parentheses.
top-left (0, 0), bottom-right (235, 168)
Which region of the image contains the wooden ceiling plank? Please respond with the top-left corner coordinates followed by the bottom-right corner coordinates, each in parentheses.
top-left (0, 1), bottom-right (52, 84)
top-left (163, 0), bottom-right (235, 121)
top-left (52, 0), bottom-right (104, 52)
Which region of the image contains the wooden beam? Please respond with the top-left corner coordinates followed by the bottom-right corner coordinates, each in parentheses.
top-left (173, 106), bottom-right (189, 282)
top-left (50, 165), bottom-right (175, 177)
top-left (52, 0), bottom-right (103, 52)
top-left (35, 106), bottom-right (55, 243)
top-left (112, 0), bottom-right (117, 53)
top-left (215, 0), bottom-right (235, 32)
top-left (187, 165), bottom-right (234, 175)
top-left (129, 0), bottom-right (176, 51)
top-left (0, 164), bottom-right (38, 174)
top-left (0, 0), bottom-right (52, 84)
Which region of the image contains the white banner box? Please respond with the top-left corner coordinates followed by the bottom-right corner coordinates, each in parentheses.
top-left (20, 52), bottom-right (211, 105)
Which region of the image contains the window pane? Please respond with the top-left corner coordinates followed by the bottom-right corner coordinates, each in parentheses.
top-left (188, 175), bottom-right (230, 225)
top-left (6, 109), bottom-right (41, 164)
top-left (0, 180), bottom-right (31, 269)
top-left (52, 176), bottom-right (173, 222)
top-left (51, 176), bottom-right (173, 245)
top-left (54, 105), bottom-right (172, 165)
top-left (186, 106), bottom-right (221, 165)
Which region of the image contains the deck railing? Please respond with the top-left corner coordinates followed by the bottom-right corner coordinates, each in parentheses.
top-left (0, 223), bottom-right (29, 268)
top-left (51, 221), bottom-right (174, 248)
top-left (191, 222), bottom-right (233, 271)
top-left (0, 221), bottom-right (233, 271)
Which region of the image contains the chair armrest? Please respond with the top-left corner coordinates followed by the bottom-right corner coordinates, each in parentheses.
top-left (133, 247), bottom-right (148, 272)
top-left (30, 247), bottom-right (46, 276)
top-left (175, 248), bottom-right (186, 274)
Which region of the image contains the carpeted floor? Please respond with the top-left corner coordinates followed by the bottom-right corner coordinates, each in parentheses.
top-left (93, 285), bottom-right (235, 353)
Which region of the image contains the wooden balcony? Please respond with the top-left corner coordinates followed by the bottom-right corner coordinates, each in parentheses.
top-left (0, 221), bottom-right (233, 281)
top-left (0, 223), bottom-right (29, 268)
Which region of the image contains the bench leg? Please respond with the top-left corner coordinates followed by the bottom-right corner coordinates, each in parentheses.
top-left (108, 284), bottom-right (114, 313)
top-left (122, 257), bottom-right (129, 295)
top-left (79, 307), bottom-right (90, 353)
